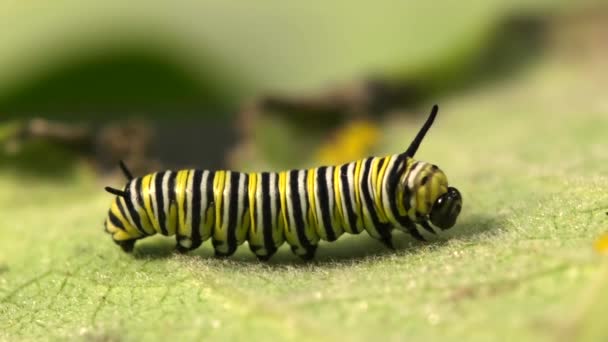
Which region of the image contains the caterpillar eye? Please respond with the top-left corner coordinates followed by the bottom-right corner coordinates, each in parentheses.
top-left (429, 187), bottom-right (462, 230)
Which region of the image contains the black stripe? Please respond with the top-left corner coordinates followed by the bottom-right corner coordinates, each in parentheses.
top-left (403, 186), bottom-right (413, 211)
top-left (135, 177), bottom-right (154, 228)
top-left (290, 170), bottom-right (313, 248)
top-left (115, 195), bottom-right (129, 225)
top-left (122, 182), bottom-right (145, 235)
top-left (167, 172), bottom-right (178, 232)
top-left (386, 156), bottom-right (408, 220)
top-left (260, 172), bottom-right (276, 252)
top-left (340, 163), bottom-right (359, 233)
top-left (316, 166), bottom-right (337, 241)
top-left (155, 172), bottom-right (168, 235)
top-left (377, 157), bottom-right (386, 175)
top-left (386, 155), bottom-right (407, 197)
top-left (360, 158), bottom-right (391, 240)
top-left (108, 210), bottom-right (125, 230)
top-left (386, 157), bottom-right (416, 229)
top-left (205, 171), bottom-right (215, 212)
top-left (225, 172), bottom-right (240, 255)
top-left (190, 170), bottom-right (203, 247)
top-left (135, 177), bottom-right (145, 207)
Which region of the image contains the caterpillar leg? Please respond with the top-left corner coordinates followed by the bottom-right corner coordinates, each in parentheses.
top-left (175, 236), bottom-right (203, 254)
top-left (419, 221), bottom-right (437, 235)
top-left (380, 235), bottom-right (395, 250)
top-left (115, 239), bottom-right (136, 253)
top-left (406, 224), bottom-right (426, 242)
top-left (212, 240), bottom-right (237, 258)
top-left (291, 245), bottom-right (318, 261)
top-left (249, 244), bottom-right (278, 262)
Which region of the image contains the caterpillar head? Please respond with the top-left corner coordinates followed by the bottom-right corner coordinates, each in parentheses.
top-left (400, 105), bottom-right (462, 231)
top-left (430, 186), bottom-right (462, 230)
top-left (404, 162), bottom-right (462, 230)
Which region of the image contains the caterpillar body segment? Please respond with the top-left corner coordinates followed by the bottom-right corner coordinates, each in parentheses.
top-left (103, 105), bottom-right (463, 260)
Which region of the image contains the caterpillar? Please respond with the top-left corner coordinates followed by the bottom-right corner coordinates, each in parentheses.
top-left (103, 105), bottom-right (462, 260)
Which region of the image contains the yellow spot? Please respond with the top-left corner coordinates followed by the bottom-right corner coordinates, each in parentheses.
top-left (315, 119), bottom-right (380, 165)
top-left (371, 157), bottom-right (389, 222)
top-left (279, 171), bottom-right (290, 232)
top-left (213, 171), bottom-right (226, 236)
top-left (333, 166), bottom-right (345, 228)
top-left (594, 233), bottom-right (608, 255)
top-left (176, 170), bottom-right (191, 236)
top-left (353, 159), bottom-right (364, 227)
top-left (248, 172), bottom-right (258, 234)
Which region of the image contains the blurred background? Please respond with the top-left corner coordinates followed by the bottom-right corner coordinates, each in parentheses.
top-left (0, 0), bottom-right (606, 179)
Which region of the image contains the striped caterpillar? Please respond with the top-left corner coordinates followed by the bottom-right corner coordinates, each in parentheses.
top-left (103, 105), bottom-right (462, 260)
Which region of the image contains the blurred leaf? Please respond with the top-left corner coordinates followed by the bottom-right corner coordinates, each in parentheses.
top-left (0, 0), bottom-right (578, 114)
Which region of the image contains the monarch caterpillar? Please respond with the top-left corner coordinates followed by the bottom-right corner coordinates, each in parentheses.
top-left (103, 105), bottom-right (462, 260)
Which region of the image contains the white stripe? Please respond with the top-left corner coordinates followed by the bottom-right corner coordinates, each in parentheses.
top-left (407, 162), bottom-right (424, 189)
top-left (360, 160), bottom-right (376, 232)
top-left (150, 174), bottom-right (159, 229)
top-left (222, 171), bottom-right (231, 232)
top-left (346, 162), bottom-right (359, 231)
top-left (119, 196), bottom-right (135, 227)
top-left (131, 180), bottom-right (152, 233)
top-left (326, 166), bottom-right (342, 237)
top-left (286, 172), bottom-right (297, 236)
top-left (325, 166), bottom-right (334, 216)
top-left (130, 179), bottom-right (153, 235)
top-left (235, 173), bottom-right (247, 244)
top-left (269, 173), bottom-right (278, 232)
top-left (199, 170), bottom-right (211, 240)
top-left (298, 170), bottom-right (307, 224)
top-left (129, 180), bottom-right (139, 211)
top-left (407, 162), bottom-right (425, 211)
top-left (299, 169), bottom-right (317, 242)
top-left (162, 172), bottom-right (170, 231)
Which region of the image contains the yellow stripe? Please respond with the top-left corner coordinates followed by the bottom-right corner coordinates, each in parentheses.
top-left (397, 160), bottom-right (413, 217)
top-left (353, 159), bottom-right (364, 226)
top-left (369, 158), bottom-right (383, 220)
top-left (306, 168), bottom-right (319, 232)
top-left (374, 156), bottom-right (391, 222)
top-left (111, 201), bottom-right (140, 237)
top-left (333, 165), bottom-right (345, 229)
top-left (200, 172), bottom-right (214, 241)
top-left (105, 219), bottom-right (120, 234)
top-left (135, 190), bottom-right (156, 235)
top-left (142, 174), bottom-right (160, 233)
top-left (279, 171), bottom-right (290, 232)
top-left (176, 170), bottom-right (190, 236)
top-left (112, 230), bottom-right (132, 241)
top-left (167, 204), bottom-right (177, 236)
top-left (213, 171), bottom-right (226, 234)
top-left (248, 172), bottom-right (258, 234)
top-left (204, 206), bottom-right (214, 238)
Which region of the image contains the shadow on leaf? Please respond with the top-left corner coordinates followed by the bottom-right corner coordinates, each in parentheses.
top-left (129, 213), bottom-right (500, 265)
